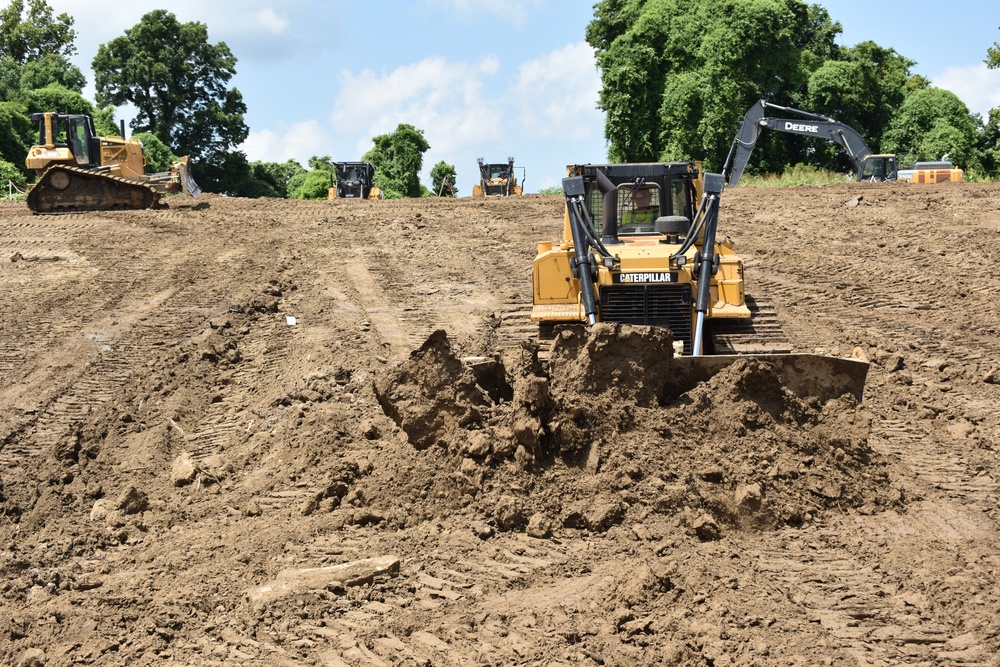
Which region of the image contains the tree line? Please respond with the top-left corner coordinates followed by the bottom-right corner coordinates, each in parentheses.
top-left (5, 0), bottom-right (1000, 196)
top-left (588, 0), bottom-right (1000, 179)
top-left (0, 1), bottom-right (458, 198)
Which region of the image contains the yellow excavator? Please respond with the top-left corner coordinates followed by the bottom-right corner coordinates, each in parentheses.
top-left (531, 162), bottom-right (868, 401)
top-left (24, 112), bottom-right (201, 213)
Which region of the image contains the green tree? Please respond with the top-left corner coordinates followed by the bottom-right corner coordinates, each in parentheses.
top-left (362, 123), bottom-right (430, 198)
top-left (882, 87), bottom-right (978, 166)
top-left (132, 131), bottom-right (177, 173)
top-left (19, 52), bottom-right (85, 93)
top-left (24, 83), bottom-right (92, 116)
top-left (980, 30), bottom-right (1000, 175)
top-left (430, 160), bottom-right (457, 196)
top-left (587, 0), bottom-right (912, 176)
top-left (308, 155), bottom-right (333, 172)
top-left (250, 159), bottom-right (306, 197)
top-left (1, 156), bottom-right (26, 189)
top-left (289, 169), bottom-right (331, 200)
top-left (0, 0), bottom-right (76, 65)
top-left (0, 56), bottom-right (19, 101)
top-left (987, 29), bottom-right (1000, 68)
top-left (0, 100), bottom-right (31, 169)
top-left (92, 10), bottom-right (248, 169)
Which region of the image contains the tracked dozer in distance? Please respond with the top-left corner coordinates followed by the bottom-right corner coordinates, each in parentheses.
top-left (328, 162), bottom-right (382, 200)
top-left (530, 162), bottom-right (868, 401)
top-left (25, 112), bottom-right (201, 214)
top-left (472, 157), bottom-right (523, 197)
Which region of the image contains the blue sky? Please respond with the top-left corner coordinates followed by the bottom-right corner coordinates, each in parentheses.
top-left (47, 1), bottom-right (1000, 195)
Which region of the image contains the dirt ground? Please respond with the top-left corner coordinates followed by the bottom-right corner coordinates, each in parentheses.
top-left (1, 180), bottom-right (999, 666)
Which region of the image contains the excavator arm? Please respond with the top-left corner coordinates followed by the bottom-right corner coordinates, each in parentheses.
top-left (723, 100), bottom-right (878, 187)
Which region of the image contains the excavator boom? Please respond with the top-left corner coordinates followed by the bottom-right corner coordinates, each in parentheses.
top-left (724, 100), bottom-right (884, 187)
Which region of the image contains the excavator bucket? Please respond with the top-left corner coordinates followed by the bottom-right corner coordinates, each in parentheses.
top-left (174, 156), bottom-right (202, 197)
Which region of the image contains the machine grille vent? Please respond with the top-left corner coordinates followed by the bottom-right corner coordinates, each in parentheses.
top-left (599, 284), bottom-right (693, 354)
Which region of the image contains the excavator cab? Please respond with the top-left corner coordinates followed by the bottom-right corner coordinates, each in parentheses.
top-left (860, 155), bottom-right (897, 182)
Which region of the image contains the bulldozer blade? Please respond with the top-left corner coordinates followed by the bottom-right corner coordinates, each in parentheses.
top-left (667, 353), bottom-right (869, 403)
top-left (176, 156), bottom-right (202, 197)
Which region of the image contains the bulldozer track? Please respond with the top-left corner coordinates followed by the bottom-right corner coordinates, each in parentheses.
top-left (27, 164), bottom-right (159, 214)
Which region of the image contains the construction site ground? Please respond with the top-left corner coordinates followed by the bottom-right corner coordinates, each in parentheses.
top-left (1, 181), bottom-right (999, 666)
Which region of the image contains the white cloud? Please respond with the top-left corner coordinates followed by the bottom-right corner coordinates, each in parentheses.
top-left (510, 42), bottom-right (602, 141)
top-left (932, 63), bottom-right (1000, 118)
top-left (242, 120), bottom-right (329, 165)
top-left (329, 56), bottom-right (504, 159)
top-left (423, 0), bottom-right (542, 27)
top-left (247, 8), bottom-right (291, 36)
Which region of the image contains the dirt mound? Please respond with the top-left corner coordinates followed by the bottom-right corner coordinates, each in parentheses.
top-left (372, 323), bottom-right (895, 537)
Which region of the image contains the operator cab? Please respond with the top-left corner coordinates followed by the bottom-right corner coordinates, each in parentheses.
top-left (860, 155), bottom-right (897, 182)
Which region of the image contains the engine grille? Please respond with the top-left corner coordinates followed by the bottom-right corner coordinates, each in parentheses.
top-left (599, 284), bottom-right (693, 354)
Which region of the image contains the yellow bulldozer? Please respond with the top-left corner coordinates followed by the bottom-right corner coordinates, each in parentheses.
top-left (531, 162), bottom-right (868, 400)
top-left (472, 157), bottom-right (523, 197)
top-left (328, 162), bottom-right (382, 200)
top-left (25, 112), bottom-right (201, 213)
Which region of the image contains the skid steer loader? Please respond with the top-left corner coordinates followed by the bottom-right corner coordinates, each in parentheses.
top-left (25, 112), bottom-right (201, 213)
top-left (530, 162), bottom-right (868, 401)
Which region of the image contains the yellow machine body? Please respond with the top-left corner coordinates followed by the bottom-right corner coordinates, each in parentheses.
top-left (24, 112), bottom-right (200, 213)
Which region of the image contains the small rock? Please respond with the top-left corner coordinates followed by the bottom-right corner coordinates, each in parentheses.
top-left (171, 451), bottom-right (198, 487)
top-left (692, 514), bottom-right (721, 541)
top-left (470, 521), bottom-right (494, 540)
top-left (115, 486), bottom-right (149, 515)
top-left (735, 483), bottom-right (762, 512)
top-left (698, 466), bottom-right (724, 483)
top-left (464, 431), bottom-right (492, 458)
top-left (17, 648), bottom-right (46, 667)
top-left (90, 499), bottom-right (112, 522)
top-left (525, 513), bottom-right (554, 539)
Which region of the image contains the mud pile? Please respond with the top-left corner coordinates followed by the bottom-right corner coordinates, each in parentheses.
top-left (371, 323), bottom-right (897, 539)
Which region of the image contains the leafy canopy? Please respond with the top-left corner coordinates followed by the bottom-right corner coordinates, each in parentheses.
top-left (362, 123), bottom-right (430, 199)
top-left (586, 0), bottom-right (917, 175)
top-left (430, 161), bottom-right (458, 197)
top-left (0, 0), bottom-right (76, 64)
top-left (92, 9), bottom-right (248, 165)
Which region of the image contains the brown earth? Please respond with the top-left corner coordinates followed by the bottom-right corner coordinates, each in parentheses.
top-left (1, 181), bottom-right (999, 666)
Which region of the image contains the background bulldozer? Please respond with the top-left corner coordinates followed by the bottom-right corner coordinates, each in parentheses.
top-left (472, 157), bottom-right (523, 197)
top-left (25, 112), bottom-right (201, 213)
top-left (328, 162), bottom-right (381, 200)
top-left (531, 162), bottom-right (868, 401)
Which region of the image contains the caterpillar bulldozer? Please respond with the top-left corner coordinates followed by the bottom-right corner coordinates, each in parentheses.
top-left (328, 162), bottom-right (381, 200)
top-left (530, 162), bottom-right (868, 401)
top-left (724, 100), bottom-right (963, 186)
top-left (25, 112), bottom-right (201, 213)
top-left (472, 157), bottom-right (523, 197)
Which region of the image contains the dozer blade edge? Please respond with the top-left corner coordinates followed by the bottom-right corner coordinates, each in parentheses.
top-left (667, 353), bottom-right (869, 403)
top-left (176, 156), bottom-right (202, 197)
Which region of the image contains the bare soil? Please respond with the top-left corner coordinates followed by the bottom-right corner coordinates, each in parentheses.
top-left (1, 181), bottom-right (999, 666)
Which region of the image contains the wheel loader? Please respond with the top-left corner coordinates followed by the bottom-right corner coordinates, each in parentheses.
top-left (328, 162), bottom-right (381, 200)
top-left (472, 157), bottom-right (523, 197)
top-left (24, 112), bottom-right (201, 213)
top-left (531, 162), bottom-right (868, 401)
